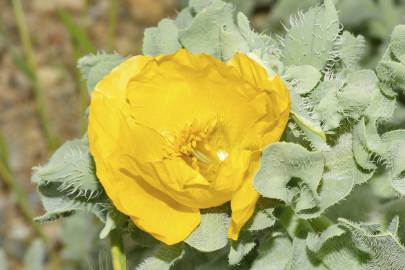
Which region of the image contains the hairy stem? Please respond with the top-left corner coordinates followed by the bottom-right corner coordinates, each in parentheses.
top-left (110, 229), bottom-right (127, 270)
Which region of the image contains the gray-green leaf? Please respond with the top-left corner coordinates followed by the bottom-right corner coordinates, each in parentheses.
top-left (281, 0), bottom-right (340, 70)
top-left (185, 210), bottom-right (229, 252)
top-left (143, 19), bottom-right (182, 56)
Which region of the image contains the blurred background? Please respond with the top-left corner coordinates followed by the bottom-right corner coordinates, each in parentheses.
top-left (1, 0), bottom-right (404, 269)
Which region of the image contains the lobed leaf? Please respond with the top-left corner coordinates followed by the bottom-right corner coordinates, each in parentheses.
top-left (185, 209), bottom-right (229, 252)
top-left (339, 218), bottom-right (405, 270)
top-left (306, 224), bottom-right (346, 253)
top-left (245, 199), bottom-right (276, 232)
top-left (253, 142), bottom-right (324, 216)
top-left (281, 0), bottom-right (340, 70)
top-left (77, 52), bottom-right (124, 94)
top-left (228, 232), bottom-right (256, 266)
top-left (179, 0), bottom-right (238, 59)
top-left (285, 65), bottom-right (322, 95)
top-left (316, 135), bottom-right (373, 214)
top-left (381, 130), bottom-right (405, 195)
top-left (143, 19), bottom-right (182, 56)
top-left (32, 139), bottom-right (102, 200)
top-left (251, 233), bottom-right (292, 270)
top-left (136, 245), bottom-right (184, 270)
top-left (338, 31), bottom-right (365, 70)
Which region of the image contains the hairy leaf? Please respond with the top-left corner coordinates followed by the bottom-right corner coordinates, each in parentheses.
top-left (33, 139), bottom-right (102, 200)
top-left (309, 79), bottom-right (345, 131)
top-left (228, 233), bottom-right (256, 266)
top-left (246, 199), bottom-right (276, 232)
top-left (174, 8), bottom-right (194, 30)
top-left (251, 233), bottom-right (292, 270)
top-left (352, 118), bottom-right (378, 171)
top-left (381, 130), bottom-right (405, 195)
top-left (307, 224), bottom-right (345, 253)
top-left (340, 218), bottom-right (405, 270)
top-left (254, 142), bottom-right (324, 216)
top-left (281, 0), bottom-right (340, 70)
top-left (179, 1), bottom-right (241, 60)
top-left (337, 70), bottom-right (378, 120)
top-left (143, 19), bottom-right (182, 56)
top-left (185, 209), bottom-right (229, 252)
top-left (338, 31), bottom-right (365, 70)
top-left (136, 245), bottom-right (184, 270)
top-left (285, 65), bottom-right (322, 95)
top-left (287, 237), bottom-right (326, 270)
top-left (317, 135), bottom-right (373, 212)
top-left (77, 52), bottom-right (124, 94)
top-left (390, 25), bottom-right (405, 63)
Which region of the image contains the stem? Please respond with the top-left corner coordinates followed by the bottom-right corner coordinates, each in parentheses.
top-left (12, 0), bottom-right (58, 151)
top-left (107, 0), bottom-right (118, 51)
top-left (110, 229), bottom-right (127, 270)
top-left (291, 112), bottom-right (326, 142)
top-left (309, 215), bottom-right (334, 232)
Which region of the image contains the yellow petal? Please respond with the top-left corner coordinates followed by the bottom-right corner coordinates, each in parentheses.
top-left (228, 152), bottom-right (261, 240)
top-left (112, 159), bottom-right (200, 245)
top-left (125, 49), bottom-right (265, 147)
top-left (89, 55), bottom-right (201, 244)
top-left (90, 116), bottom-right (201, 244)
top-left (88, 49), bottom-right (291, 244)
top-left (88, 55), bottom-right (153, 159)
top-left (228, 53), bottom-right (291, 147)
top-left (227, 52), bottom-right (271, 91)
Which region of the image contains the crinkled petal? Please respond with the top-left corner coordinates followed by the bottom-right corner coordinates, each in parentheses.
top-left (89, 55), bottom-right (201, 244)
top-left (126, 49), bottom-right (265, 147)
top-left (228, 52), bottom-right (271, 91)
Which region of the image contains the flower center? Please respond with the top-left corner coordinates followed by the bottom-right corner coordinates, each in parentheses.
top-left (164, 119), bottom-right (229, 180)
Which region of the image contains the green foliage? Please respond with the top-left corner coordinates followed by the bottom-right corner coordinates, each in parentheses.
top-left (254, 142), bottom-right (324, 217)
top-left (33, 0), bottom-right (405, 269)
top-left (143, 19), bottom-right (182, 56)
top-left (281, 0), bottom-right (340, 70)
top-left (33, 139), bottom-right (102, 200)
top-left (77, 52), bottom-right (125, 93)
top-left (185, 208), bottom-right (229, 252)
top-left (251, 233), bottom-right (292, 270)
top-left (306, 224), bottom-right (345, 253)
top-left (338, 31), bottom-right (366, 71)
top-left (59, 214), bottom-right (99, 262)
top-left (285, 65), bottom-right (322, 95)
top-left (136, 245), bottom-right (184, 270)
top-left (340, 218), bottom-right (405, 269)
top-left (316, 135), bottom-right (373, 215)
top-left (245, 198), bottom-right (276, 231)
top-left (59, 213), bottom-right (111, 269)
top-left (381, 130), bottom-right (405, 195)
top-left (179, 1), bottom-right (247, 60)
top-left (32, 138), bottom-right (110, 227)
top-left (228, 233), bottom-right (256, 266)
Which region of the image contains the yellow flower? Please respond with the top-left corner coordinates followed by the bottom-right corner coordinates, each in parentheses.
top-left (88, 49), bottom-right (290, 245)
